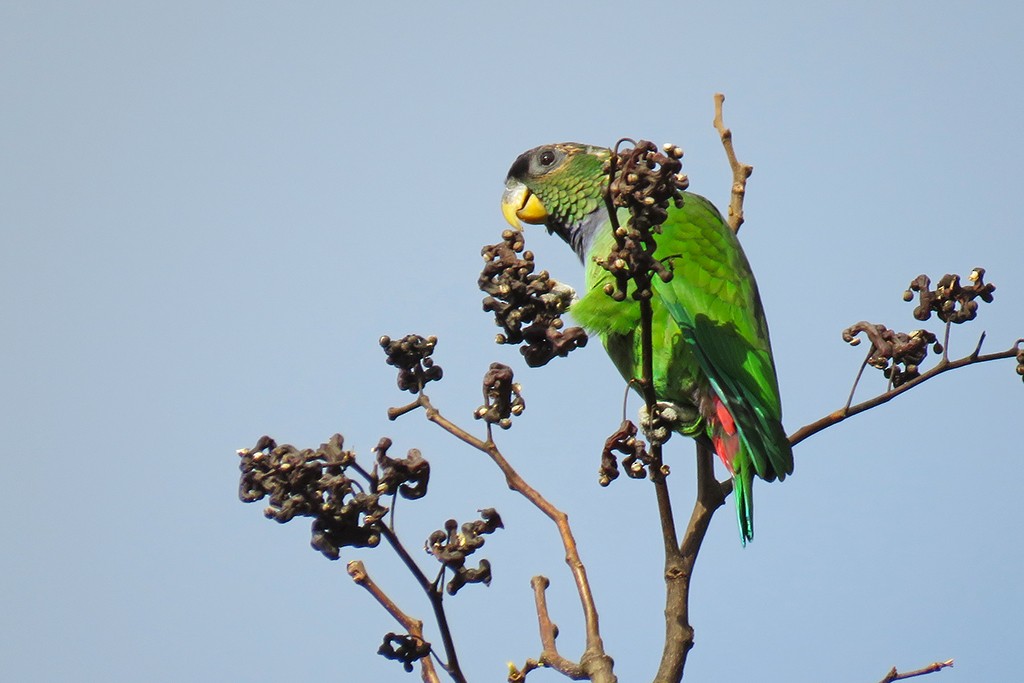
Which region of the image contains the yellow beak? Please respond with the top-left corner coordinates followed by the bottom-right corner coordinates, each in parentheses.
top-left (501, 180), bottom-right (549, 230)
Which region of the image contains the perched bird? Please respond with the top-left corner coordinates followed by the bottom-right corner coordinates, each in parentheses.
top-left (501, 142), bottom-right (793, 543)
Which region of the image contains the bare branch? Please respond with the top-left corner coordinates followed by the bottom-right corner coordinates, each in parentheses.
top-left (510, 576), bottom-right (588, 681)
top-left (713, 93), bottom-right (754, 233)
top-left (393, 392), bottom-right (616, 683)
top-left (377, 525), bottom-right (466, 682)
top-left (844, 347), bottom-right (873, 412)
top-left (598, 147), bottom-right (689, 682)
top-left (387, 398), bottom-right (422, 420)
top-left (347, 560), bottom-right (441, 683)
top-left (651, 441), bottom-right (730, 683)
top-left (877, 659), bottom-right (954, 683)
top-left (790, 339), bottom-right (1023, 446)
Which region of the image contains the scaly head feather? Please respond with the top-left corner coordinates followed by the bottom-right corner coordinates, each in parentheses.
top-left (502, 143), bottom-right (610, 258)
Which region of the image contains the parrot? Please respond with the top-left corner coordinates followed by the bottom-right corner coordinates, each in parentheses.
top-left (500, 142), bottom-right (793, 544)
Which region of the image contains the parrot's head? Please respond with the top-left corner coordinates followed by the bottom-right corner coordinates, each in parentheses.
top-left (502, 143), bottom-right (611, 258)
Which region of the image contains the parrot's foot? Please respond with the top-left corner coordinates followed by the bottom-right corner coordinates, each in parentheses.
top-left (540, 280), bottom-right (577, 313)
top-left (638, 401), bottom-right (683, 446)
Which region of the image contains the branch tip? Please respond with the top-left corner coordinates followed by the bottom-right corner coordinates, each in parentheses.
top-left (878, 658), bottom-right (954, 683)
top-left (712, 92), bottom-right (753, 233)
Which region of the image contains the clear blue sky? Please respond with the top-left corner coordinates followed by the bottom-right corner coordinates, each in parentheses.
top-left (2, 2), bottom-right (1021, 682)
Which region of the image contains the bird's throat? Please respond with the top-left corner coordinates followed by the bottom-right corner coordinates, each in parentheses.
top-left (553, 208), bottom-right (610, 263)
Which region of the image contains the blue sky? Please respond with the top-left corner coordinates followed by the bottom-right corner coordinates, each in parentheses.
top-left (2, 2), bottom-right (1022, 682)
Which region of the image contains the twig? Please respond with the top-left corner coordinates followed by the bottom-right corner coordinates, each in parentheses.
top-left (601, 145), bottom-right (731, 682)
top-left (844, 347), bottom-right (874, 412)
top-left (789, 339), bottom-right (1023, 446)
top-left (347, 560), bottom-right (442, 683)
top-left (970, 330), bottom-right (987, 360)
top-left (713, 93), bottom-right (754, 234)
top-left (508, 659), bottom-right (542, 683)
top-left (426, 400), bottom-right (615, 682)
top-left (527, 576), bottom-right (586, 678)
top-left (387, 398), bottom-right (421, 420)
top-left (377, 525), bottom-right (466, 682)
top-left (393, 392), bottom-right (616, 683)
top-left (877, 659), bottom-right (954, 683)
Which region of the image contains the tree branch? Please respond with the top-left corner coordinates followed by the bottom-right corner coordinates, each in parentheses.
top-left (789, 339), bottom-right (1023, 446)
top-left (347, 560), bottom-right (442, 683)
top-left (651, 440), bottom-right (730, 683)
top-left (518, 575), bottom-right (587, 680)
top-left (877, 659), bottom-right (954, 683)
top-left (640, 96), bottom-right (751, 680)
top-left (713, 93), bottom-right (753, 234)
top-left (598, 150), bottom-right (692, 682)
top-left (392, 393), bottom-right (616, 683)
top-left (376, 525), bottom-right (466, 682)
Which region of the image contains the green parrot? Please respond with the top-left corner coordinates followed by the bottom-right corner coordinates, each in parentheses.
top-left (501, 142), bottom-right (793, 543)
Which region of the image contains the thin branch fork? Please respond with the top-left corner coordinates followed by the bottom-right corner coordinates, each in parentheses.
top-left (521, 576), bottom-right (587, 679)
top-left (651, 439), bottom-right (730, 683)
top-left (347, 560), bottom-right (442, 683)
top-left (376, 525), bottom-right (466, 682)
top-left (391, 392), bottom-right (615, 683)
top-left (789, 338), bottom-right (1023, 447)
top-left (349, 411), bottom-right (468, 682)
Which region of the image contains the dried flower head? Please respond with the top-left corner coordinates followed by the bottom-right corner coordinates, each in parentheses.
top-left (597, 140), bottom-right (687, 301)
top-left (474, 362), bottom-right (525, 430)
top-left (843, 322), bottom-right (944, 387)
top-left (904, 268), bottom-right (996, 324)
top-left (380, 334), bottom-right (443, 392)
top-left (480, 230), bottom-right (587, 367)
top-left (426, 509), bottom-right (504, 595)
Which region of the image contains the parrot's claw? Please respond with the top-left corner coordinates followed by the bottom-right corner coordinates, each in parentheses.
top-left (540, 280), bottom-right (577, 312)
top-left (638, 401), bottom-right (682, 446)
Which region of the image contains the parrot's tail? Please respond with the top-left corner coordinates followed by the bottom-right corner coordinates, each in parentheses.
top-left (708, 395), bottom-right (755, 545)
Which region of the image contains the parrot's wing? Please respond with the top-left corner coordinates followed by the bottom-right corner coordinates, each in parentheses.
top-left (652, 194), bottom-right (794, 480)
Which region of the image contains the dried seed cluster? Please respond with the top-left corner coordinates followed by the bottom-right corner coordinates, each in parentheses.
top-left (843, 323), bottom-right (943, 387)
top-left (599, 420), bottom-right (652, 485)
top-left (238, 434), bottom-right (432, 560)
top-left (845, 268), bottom-right (1005, 386)
top-left (904, 268), bottom-right (996, 324)
top-left (377, 633), bottom-right (431, 672)
top-left (479, 229), bottom-right (588, 367)
top-left (380, 334), bottom-right (443, 392)
top-left (474, 362), bottom-right (525, 429)
top-left (426, 509), bottom-right (504, 595)
top-left (239, 434), bottom-right (389, 559)
top-left (598, 140), bottom-right (688, 301)
top-left (373, 437), bottom-right (429, 500)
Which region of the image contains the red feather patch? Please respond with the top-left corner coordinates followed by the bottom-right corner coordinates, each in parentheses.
top-left (710, 395), bottom-right (740, 474)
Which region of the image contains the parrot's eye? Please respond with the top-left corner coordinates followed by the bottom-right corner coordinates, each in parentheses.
top-left (539, 150), bottom-right (556, 166)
